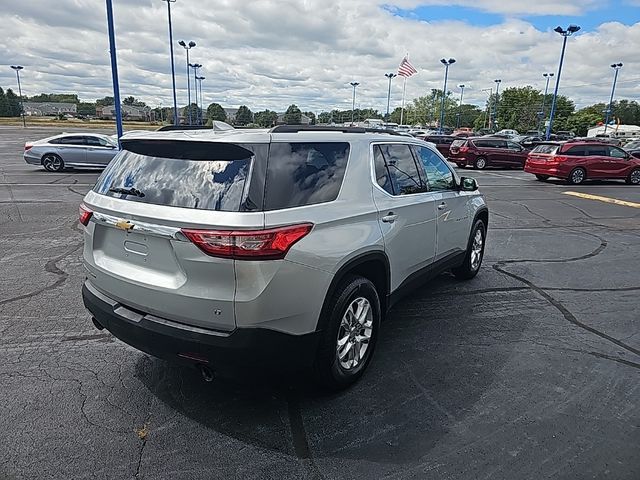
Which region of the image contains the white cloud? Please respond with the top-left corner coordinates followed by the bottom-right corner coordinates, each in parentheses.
top-left (0, 0), bottom-right (638, 113)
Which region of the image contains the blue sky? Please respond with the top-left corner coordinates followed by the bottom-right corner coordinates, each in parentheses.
top-left (386, 3), bottom-right (639, 31)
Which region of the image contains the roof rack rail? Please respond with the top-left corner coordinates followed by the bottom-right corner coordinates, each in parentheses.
top-left (156, 125), bottom-right (212, 132)
top-left (269, 125), bottom-right (403, 135)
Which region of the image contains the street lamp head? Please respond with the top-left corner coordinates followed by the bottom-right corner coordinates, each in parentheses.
top-left (448, 58), bottom-right (456, 64)
top-left (554, 26), bottom-right (565, 34)
top-left (611, 62), bottom-right (623, 68)
top-left (10, 65), bottom-right (23, 71)
top-left (178, 40), bottom-right (186, 47)
top-left (350, 82), bottom-right (359, 87)
top-left (385, 73), bottom-right (396, 79)
top-left (567, 24), bottom-right (581, 33)
top-left (188, 41), bottom-right (196, 47)
top-left (494, 79), bottom-right (501, 83)
top-left (440, 58), bottom-right (447, 65)
top-left (459, 84), bottom-right (465, 88)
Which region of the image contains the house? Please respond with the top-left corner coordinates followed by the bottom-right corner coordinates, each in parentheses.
top-left (23, 102), bottom-right (77, 116)
top-left (97, 104), bottom-right (155, 121)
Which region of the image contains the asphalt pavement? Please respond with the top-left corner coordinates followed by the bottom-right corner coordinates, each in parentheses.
top-left (1, 126), bottom-right (639, 480)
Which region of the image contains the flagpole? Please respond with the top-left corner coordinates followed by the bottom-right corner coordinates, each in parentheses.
top-left (400, 76), bottom-right (407, 125)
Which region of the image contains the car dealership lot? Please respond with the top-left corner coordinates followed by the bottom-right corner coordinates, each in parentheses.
top-left (1, 127), bottom-right (639, 479)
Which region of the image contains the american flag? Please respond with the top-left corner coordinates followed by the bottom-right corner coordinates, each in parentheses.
top-left (397, 56), bottom-right (417, 77)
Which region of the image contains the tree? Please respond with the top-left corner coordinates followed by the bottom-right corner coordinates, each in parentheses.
top-left (77, 102), bottom-right (96, 116)
top-left (27, 93), bottom-right (79, 103)
top-left (122, 96), bottom-right (146, 107)
top-left (562, 110), bottom-right (602, 136)
top-left (254, 109), bottom-right (278, 127)
top-left (303, 111), bottom-right (316, 125)
top-left (235, 105), bottom-right (253, 125)
top-left (0, 88), bottom-right (8, 117)
top-left (206, 103), bottom-right (227, 122)
top-left (96, 96), bottom-right (115, 107)
top-left (5, 89), bottom-right (21, 117)
top-left (283, 104), bottom-right (302, 124)
top-left (182, 103), bottom-right (201, 124)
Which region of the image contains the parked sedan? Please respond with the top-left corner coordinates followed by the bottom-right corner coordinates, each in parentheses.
top-left (24, 133), bottom-right (119, 172)
top-left (524, 142), bottom-right (640, 185)
top-left (623, 140), bottom-right (640, 158)
top-left (448, 137), bottom-right (529, 169)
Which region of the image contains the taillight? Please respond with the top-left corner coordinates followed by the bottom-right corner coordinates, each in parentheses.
top-left (79, 204), bottom-right (93, 226)
top-left (24, 143), bottom-right (32, 151)
top-left (459, 146), bottom-right (469, 153)
top-left (548, 155), bottom-right (568, 165)
top-left (181, 223), bottom-right (313, 260)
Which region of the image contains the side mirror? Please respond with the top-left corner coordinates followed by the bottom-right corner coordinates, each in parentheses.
top-left (460, 177), bottom-right (478, 191)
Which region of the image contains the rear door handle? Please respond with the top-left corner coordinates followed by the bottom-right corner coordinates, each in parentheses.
top-left (438, 202), bottom-right (447, 210)
top-left (381, 212), bottom-right (398, 223)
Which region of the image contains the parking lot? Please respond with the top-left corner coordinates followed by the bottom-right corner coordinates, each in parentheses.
top-left (1, 126), bottom-right (638, 479)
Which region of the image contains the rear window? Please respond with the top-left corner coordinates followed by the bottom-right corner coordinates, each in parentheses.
top-left (94, 141), bottom-right (264, 212)
top-left (451, 139), bottom-right (467, 148)
top-left (531, 144), bottom-right (559, 154)
top-left (264, 142), bottom-right (349, 210)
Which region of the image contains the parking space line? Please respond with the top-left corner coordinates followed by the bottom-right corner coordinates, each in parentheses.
top-left (476, 171), bottom-right (530, 181)
top-left (563, 191), bottom-right (640, 209)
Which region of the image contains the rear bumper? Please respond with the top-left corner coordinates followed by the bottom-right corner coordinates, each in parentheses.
top-left (82, 280), bottom-right (321, 375)
top-left (448, 155), bottom-right (470, 167)
top-left (24, 153), bottom-right (40, 165)
top-left (524, 164), bottom-right (562, 176)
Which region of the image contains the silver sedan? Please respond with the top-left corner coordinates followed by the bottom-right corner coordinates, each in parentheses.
top-left (24, 133), bottom-right (120, 172)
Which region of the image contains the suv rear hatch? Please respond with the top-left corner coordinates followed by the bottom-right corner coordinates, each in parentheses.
top-left (82, 139), bottom-right (268, 331)
top-left (449, 139), bottom-right (467, 156)
top-left (527, 144), bottom-right (561, 165)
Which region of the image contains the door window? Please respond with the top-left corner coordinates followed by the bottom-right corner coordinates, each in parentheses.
top-left (414, 146), bottom-right (456, 191)
top-left (374, 144), bottom-right (426, 196)
top-left (506, 141), bottom-right (522, 150)
top-left (51, 136), bottom-right (86, 146)
top-left (585, 145), bottom-right (608, 156)
top-left (85, 136), bottom-right (111, 147)
top-left (608, 146), bottom-right (627, 159)
top-left (564, 146), bottom-right (586, 156)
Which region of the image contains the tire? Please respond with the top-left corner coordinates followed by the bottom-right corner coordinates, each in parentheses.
top-left (626, 168), bottom-right (640, 185)
top-left (474, 157), bottom-right (487, 170)
top-left (313, 275), bottom-right (381, 390)
top-left (42, 154), bottom-right (65, 172)
top-left (535, 174), bottom-right (550, 181)
top-left (452, 219), bottom-right (486, 280)
top-left (567, 167), bottom-right (586, 185)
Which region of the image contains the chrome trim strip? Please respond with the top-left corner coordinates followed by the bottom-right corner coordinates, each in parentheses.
top-left (92, 212), bottom-right (186, 240)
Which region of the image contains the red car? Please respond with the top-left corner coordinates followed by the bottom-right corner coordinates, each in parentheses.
top-left (448, 137), bottom-right (529, 169)
top-left (524, 142), bottom-right (640, 185)
top-left (417, 135), bottom-right (458, 157)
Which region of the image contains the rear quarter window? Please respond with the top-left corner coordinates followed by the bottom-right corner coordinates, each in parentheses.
top-left (264, 142), bottom-right (350, 210)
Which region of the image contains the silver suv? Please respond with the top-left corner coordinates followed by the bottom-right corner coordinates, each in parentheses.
top-left (81, 126), bottom-right (488, 389)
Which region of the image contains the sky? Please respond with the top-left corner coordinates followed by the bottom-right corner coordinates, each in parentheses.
top-left (0, 0), bottom-right (639, 113)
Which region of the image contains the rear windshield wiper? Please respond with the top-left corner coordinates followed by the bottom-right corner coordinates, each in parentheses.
top-left (109, 187), bottom-right (145, 197)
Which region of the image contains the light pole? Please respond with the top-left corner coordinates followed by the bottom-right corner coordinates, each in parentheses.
top-left (439, 58), bottom-right (455, 133)
top-left (350, 82), bottom-right (359, 125)
top-left (456, 84), bottom-right (465, 129)
top-left (384, 73), bottom-right (396, 121)
top-left (482, 88), bottom-right (492, 130)
top-left (492, 79), bottom-right (501, 130)
top-left (538, 72), bottom-right (554, 134)
top-left (105, 0), bottom-right (123, 140)
top-left (604, 62), bottom-right (623, 134)
top-left (189, 63), bottom-right (202, 124)
top-left (196, 75), bottom-right (205, 125)
top-left (178, 40), bottom-right (196, 124)
top-left (546, 24), bottom-right (581, 140)
top-left (161, 0), bottom-right (179, 126)
top-left (10, 65), bottom-right (25, 127)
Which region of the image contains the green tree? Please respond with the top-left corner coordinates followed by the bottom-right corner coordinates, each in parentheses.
top-left (235, 105), bottom-right (253, 125)
top-left (122, 96), bottom-right (146, 107)
top-left (562, 110), bottom-right (602, 136)
top-left (0, 88), bottom-right (8, 117)
top-left (254, 109), bottom-right (278, 127)
top-left (318, 111), bottom-right (332, 124)
top-left (182, 103), bottom-right (201, 123)
top-left (283, 104), bottom-right (302, 124)
top-left (206, 103), bottom-right (227, 122)
top-left (303, 111), bottom-right (317, 125)
top-left (27, 93), bottom-right (79, 103)
top-left (96, 96), bottom-right (115, 107)
top-left (5, 89), bottom-right (21, 117)
top-left (77, 102), bottom-right (96, 116)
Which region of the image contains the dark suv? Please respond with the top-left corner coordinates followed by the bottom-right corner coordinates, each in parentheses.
top-left (417, 135), bottom-right (458, 157)
top-left (448, 137), bottom-right (529, 169)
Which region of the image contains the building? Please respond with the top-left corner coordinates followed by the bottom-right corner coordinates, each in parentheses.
top-left (587, 124), bottom-right (640, 139)
top-left (223, 108), bottom-right (238, 123)
top-left (23, 102), bottom-right (77, 116)
top-left (276, 112), bottom-right (312, 125)
top-left (97, 104), bottom-right (155, 121)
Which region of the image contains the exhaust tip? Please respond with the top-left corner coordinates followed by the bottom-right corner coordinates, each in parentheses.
top-left (91, 317), bottom-right (105, 331)
top-left (199, 364), bottom-right (215, 382)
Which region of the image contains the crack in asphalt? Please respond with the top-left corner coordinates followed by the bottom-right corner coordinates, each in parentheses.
top-left (285, 390), bottom-right (325, 480)
top-left (0, 242), bottom-right (82, 306)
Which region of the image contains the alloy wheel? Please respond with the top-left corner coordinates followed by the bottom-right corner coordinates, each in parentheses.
top-left (336, 297), bottom-right (373, 370)
top-left (630, 169), bottom-right (640, 185)
top-left (470, 228), bottom-right (484, 271)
